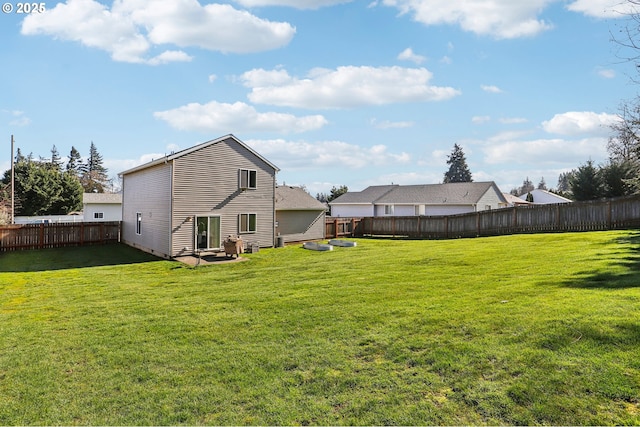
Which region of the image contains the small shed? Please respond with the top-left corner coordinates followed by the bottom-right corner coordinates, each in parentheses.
top-left (275, 186), bottom-right (327, 243)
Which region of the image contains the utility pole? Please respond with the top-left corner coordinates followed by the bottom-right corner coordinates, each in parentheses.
top-left (11, 135), bottom-right (14, 224)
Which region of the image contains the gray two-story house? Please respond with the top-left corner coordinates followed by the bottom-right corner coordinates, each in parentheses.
top-left (120, 134), bottom-right (279, 259)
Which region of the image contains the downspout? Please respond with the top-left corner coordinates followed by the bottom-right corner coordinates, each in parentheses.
top-left (169, 157), bottom-right (174, 257)
top-left (273, 171), bottom-right (277, 247)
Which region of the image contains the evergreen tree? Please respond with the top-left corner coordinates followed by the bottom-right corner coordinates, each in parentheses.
top-left (1, 157), bottom-right (83, 215)
top-left (50, 145), bottom-right (63, 170)
top-left (526, 192), bottom-right (534, 202)
top-left (518, 177), bottom-right (534, 196)
top-left (316, 192), bottom-right (328, 203)
top-left (556, 171), bottom-right (574, 196)
top-left (443, 143), bottom-right (473, 183)
top-left (537, 177), bottom-right (547, 190)
top-left (15, 148), bottom-right (25, 163)
top-left (80, 142), bottom-right (109, 193)
top-left (570, 160), bottom-right (603, 201)
top-left (328, 185), bottom-right (348, 202)
top-left (66, 146), bottom-right (82, 175)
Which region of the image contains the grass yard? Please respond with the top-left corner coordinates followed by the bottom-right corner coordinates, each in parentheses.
top-left (0, 231), bottom-right (639, 425)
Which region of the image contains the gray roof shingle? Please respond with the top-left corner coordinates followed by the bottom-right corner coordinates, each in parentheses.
top-left (330, 182), bottom-right (505, 205)
top-left (276, 186), bottom-right (327, 211)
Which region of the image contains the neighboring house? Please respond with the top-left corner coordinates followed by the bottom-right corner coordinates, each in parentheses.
top-left (275, 185), bottom-right (327, 243)
top-left (119, 134), bottom-right (279, 259)
top-left (83, 193), bottom-right (122, 222)
top-left (503, 193), bottom-right (531, 207)
top-left (330, 182), bottom-right (507, 217)
top-left (518, 189), bottom-right (572, 204)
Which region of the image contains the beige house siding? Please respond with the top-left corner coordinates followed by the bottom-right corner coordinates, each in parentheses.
top-left (171, 138), bottom-right (276, 257)
top-left (276, 210), bottom-right (325, 243)
top-left (121, 163), bottom-right (172, 258)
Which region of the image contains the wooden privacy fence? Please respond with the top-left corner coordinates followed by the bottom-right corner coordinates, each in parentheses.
top-left (326, 217), bottom-right (362, 239)
top-left (0, 221), bottom-right (121, 252)
top-left (326, 194), bottom-right (640, 239)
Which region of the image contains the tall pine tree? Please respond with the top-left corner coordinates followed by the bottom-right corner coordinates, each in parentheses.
top-left (80, 142), bottom-right (110, 193)
top-left (443, 143), bottom-right (473, 183)
top-left (66, 146), bottom-right (82, 175)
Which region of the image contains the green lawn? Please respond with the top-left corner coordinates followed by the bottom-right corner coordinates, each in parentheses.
top-left (0, 231), bottom-right (639, 425)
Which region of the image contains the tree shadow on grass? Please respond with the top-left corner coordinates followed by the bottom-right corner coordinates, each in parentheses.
top-left (564, 231), bottom-right (640, 289)
top-left (0, 243), bottom-right (165, 272)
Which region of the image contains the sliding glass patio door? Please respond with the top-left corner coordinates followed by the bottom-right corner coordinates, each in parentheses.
top-left (195, 216), bottom-right (221, 250)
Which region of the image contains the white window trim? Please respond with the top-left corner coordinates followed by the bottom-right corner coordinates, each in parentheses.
top-left (239, 169), bottom-right (257, 190)
top-left (239, 213), bottom-right (257, 233)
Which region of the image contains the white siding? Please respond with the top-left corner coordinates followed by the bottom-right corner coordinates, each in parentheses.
top-left (122, 163), bottom-right (172, 258)
top-left (84, 203), bottom-right (122, 222)
top-left (171, 138), bottom-right (276, 256)
top-left (392, 205), bottom-right (415, 216)
top-left (330, 205), bottom-right (373, 217)
top-left (477, 187), bottom-right (505, 211)
top-left (425, 205), bottom-right (474, 216)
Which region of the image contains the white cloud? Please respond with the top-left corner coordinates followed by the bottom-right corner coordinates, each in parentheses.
top-left (566, 0), bottom-right (636, 18)
top-left (481, 84), bottom-right (503, 93)
top-left (240, 66), bottom-right (461, 109)
top-left (370, 118), bottom-right (415, 129)
top-left (21, 0), bottom-right (295, 64)
top-left (246, 138), bottom-right (411, 169)
top-left (482, 137), bottom-right (608, 165)
top-left (234, 0), bottom-right (353, 8)
top-left (208, 74), bottom-right (217, 83)
top-left (472, 115), bottom-right (491, 124)
top-left (499, 117), bottom-right (528, 124)
top-left (147, 50), bottom-right (193, 65)
top-left (107, 153), bottom-right (166, 175)
top-left (397, 47), bottom-right (427, 64)
top-left (597, 68), bottom-right (616, 79)
top-left (382, 0), bottom-right (554, 39)
top-left (542, 111), bottom-right (620, 136)
top-left (3, 110), bottom-right (31, 127)
top-left (154, 101), bottom-right (328, 133)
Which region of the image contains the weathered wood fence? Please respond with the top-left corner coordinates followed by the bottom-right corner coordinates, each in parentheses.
top-left (326, 194), bottom-right (640, 239)
top-left (0, 221), bottom-right (121, 252)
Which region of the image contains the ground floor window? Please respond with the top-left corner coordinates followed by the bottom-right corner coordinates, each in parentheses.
top-left (239, 213), bottom-right (257, 233)
top-left (94, 212), bottom-right (104, 219)
top-left (384, 205), bottom-right (394, 215)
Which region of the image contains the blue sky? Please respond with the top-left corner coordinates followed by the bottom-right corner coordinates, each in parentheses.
top-left (1, 0), bottom-right (638, 195)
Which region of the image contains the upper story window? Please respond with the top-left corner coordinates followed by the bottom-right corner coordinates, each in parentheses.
top-left (239, 169), bottom-right (257, 190)
top-left (94, 212), bottom-right (104, 219)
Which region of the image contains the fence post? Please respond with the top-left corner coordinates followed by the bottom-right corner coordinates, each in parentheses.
top-left (39, 223), bottom-right (44, 249)
top-left (351, 218), bottom-right (355, 237)
top-left (444, 216), bottom-right (449, 239)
